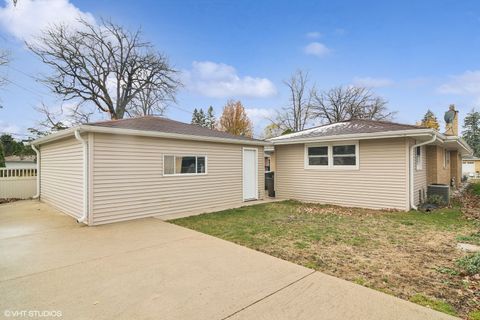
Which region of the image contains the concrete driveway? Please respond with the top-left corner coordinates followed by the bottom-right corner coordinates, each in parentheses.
top-left (0, 201), bottom-right (456, 320)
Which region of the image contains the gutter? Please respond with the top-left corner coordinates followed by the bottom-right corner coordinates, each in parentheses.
top-left (409, 134), bottom-right (436, 210)
top-left (269, 129), bottom-right (437, 145)
top-left (32, 125), bottom-right (270, 147)
top-left (74, 129), bottom-right (88, 224)
top-left (30, 143), bottom-right (40, 199)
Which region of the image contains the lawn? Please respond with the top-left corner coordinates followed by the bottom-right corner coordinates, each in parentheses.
top-left (172, 200), bottom-right (480, 319)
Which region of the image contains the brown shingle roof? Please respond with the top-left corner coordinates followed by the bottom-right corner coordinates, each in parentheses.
top-left (270, 119), bottom-right (428, 142)
top-left (88, 116), bottom-right (263, 142)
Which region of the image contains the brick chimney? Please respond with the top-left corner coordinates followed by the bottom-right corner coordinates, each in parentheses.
top-left (444, 104), bottom-right (459, 136)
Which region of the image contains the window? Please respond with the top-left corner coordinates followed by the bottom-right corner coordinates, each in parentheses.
top-left (333, 145), bottom-right (356, 166)
top-left (305, 142), bottom-right (358, 169)
top-left (444, 149), bottom-right (450, 168)
top-left (308, 146), bottom-right (328, 166)
top-left (163, 155), bottom-right (207, 175)
top-left (415, 146), bottom-right (422, 170)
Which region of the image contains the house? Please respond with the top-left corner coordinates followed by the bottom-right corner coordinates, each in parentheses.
top-left (268, 108), bottom-right (471, 211)
top-left (31, 107), bottom-right (472, 225)
top-left (4, 155), bottom-right (36, 169)
top-left (462, 155), bottom-right (480, 178)
top-left (30, 117), bottom-right (267, 225)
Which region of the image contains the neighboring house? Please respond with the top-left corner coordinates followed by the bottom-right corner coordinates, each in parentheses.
top-left (31, 117), bottom-right (266, 225)
top-left (4, 155), bottom-right (36, 169)
top-left (462, 155), bottom-right (480, 178)
top-left (268, 113), bottom-right (471, 211)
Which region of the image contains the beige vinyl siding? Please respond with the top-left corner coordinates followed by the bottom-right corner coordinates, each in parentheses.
top-left (413, 143), bottom-right (427, 206)
top-left (275, 138), bottom-right (409, 210)
top-left (40, 136), bottom-right (83, 219)
top-left (91, 133), bottom-right (264, 225)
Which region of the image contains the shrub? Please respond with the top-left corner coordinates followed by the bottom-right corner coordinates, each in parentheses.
top-left (457, 252), bottom-right (480, 275)
top-left (469, 183), bottom-right (480, 196)
top-left (425, 194), bottom-right (447, 207)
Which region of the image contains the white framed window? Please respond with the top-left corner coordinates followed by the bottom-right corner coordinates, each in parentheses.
top-left (163, 155), bottom-right (207, 176)
top-left (444, 149), bottom-right (450, 168)
top-left (332, 144), bottom-right (356, 166)
top-left (415, 146), bottom-right (422, 170)
top-left (307, 146), bottom-right (329, 166)
top-left (305, 141), bottom-right (359, 170)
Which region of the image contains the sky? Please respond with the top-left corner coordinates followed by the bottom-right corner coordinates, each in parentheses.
top-left (1, 0), bottom-right (480, 139)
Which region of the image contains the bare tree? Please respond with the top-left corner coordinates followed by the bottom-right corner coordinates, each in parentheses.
top-left (127, 82), bottom-right (169, 117)
top-left (311, 86), bottom-right (394, 124)
top-left (275, 70), bottom-right (314, 132)
top-left (30, 103), bottom-right (69, 136)
top-left (29, 102), bottom-right (97, 137)
top-left (0, 49), bottom-right (9, 109)
top-left (27, 19), bottom-right (180, 120)
top-left (0, 50), bottom-right (8, 84)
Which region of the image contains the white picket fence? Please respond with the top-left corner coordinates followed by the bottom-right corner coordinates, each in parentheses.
top-left (0, 168), bottom-right (37, 199)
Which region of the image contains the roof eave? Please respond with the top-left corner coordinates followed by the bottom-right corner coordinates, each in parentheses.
top-left (29, 127), bottom-right (79, 146)
top-left (31, 125), bottom-right (271, 146)
top-left (269, 129), bottom-right (437, 145)
top-left (443, 135), bottom-right (474, 155)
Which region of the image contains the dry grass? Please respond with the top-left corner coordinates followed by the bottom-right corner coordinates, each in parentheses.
top-left (173, 201), bottom-right (479, 318)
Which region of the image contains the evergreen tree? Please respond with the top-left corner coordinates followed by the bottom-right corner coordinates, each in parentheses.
top-left (205, 106), bottom-right (216, 129)
top-left (192, 107), bottom-right (212, 128)
top-left (191, 108), bottom-right (199, 125)
top-left (0, 134), bottom-right (16, 156)
top-left (0, 134), bottom-right (36, 157)
top-left (420, 109), bottom-right (440, 130)
top-left (0, 143), bottom-right (5, 168)
top-left (463, 109), bottom-right (480, 157)
top-left (198, 109), bottom-right (206, 127)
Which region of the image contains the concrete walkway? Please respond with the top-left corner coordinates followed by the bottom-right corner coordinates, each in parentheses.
top-left (0, 201), bottom-right (456, 320)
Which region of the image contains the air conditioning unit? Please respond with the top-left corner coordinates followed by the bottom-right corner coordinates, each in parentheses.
top-left (427, 184), bottom-right (450, 204)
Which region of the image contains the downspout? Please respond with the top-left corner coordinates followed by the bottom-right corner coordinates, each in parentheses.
top-left (409, 134), bottom-right (437, 210)
top-left (74, 129), bottom-right (88, 224)
top-left (31, 143), bottom-right (40, 199)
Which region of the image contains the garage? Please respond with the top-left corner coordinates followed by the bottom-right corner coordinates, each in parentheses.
top-left (31, 117), bottom-right (266, 225)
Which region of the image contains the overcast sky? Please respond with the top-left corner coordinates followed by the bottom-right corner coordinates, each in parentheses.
top-left (1, 0), bottom-right (480, 138)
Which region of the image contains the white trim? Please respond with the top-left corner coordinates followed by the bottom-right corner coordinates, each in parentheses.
top-left (304, 141), bottom-right (360, 170)
top-left (74, 129), bottom-right (89, 224)
top-left (271, 129), bottom-right (437, 144)
top-left (415, 146), bottom-right (423, 171)
top-left (162, 154), bottom-right (208, 176)
top-left (304, 144), bottom-right (330, 169)
top-left (271, 128), bottom-right (473, 155)
top-left (30, 143), bottom-right (40, 199)
top-left (32, 125), bottom-right (269, 146)
top-left (409, 134), bottom-right (437, 210)
top-left (242, 147), bottom-right (259, 201)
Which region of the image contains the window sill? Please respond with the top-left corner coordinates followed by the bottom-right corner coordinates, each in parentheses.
top-left (163, 173), bottom-right (208, 177)
top-left (304, 166), bottom-right (359, 171)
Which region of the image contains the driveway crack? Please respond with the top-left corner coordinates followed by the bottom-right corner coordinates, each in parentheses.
top-left (221, 269), bottom-right (316, 319)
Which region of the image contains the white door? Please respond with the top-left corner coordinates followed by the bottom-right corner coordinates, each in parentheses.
top-left (243, 148), bottom-right (258, 201)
